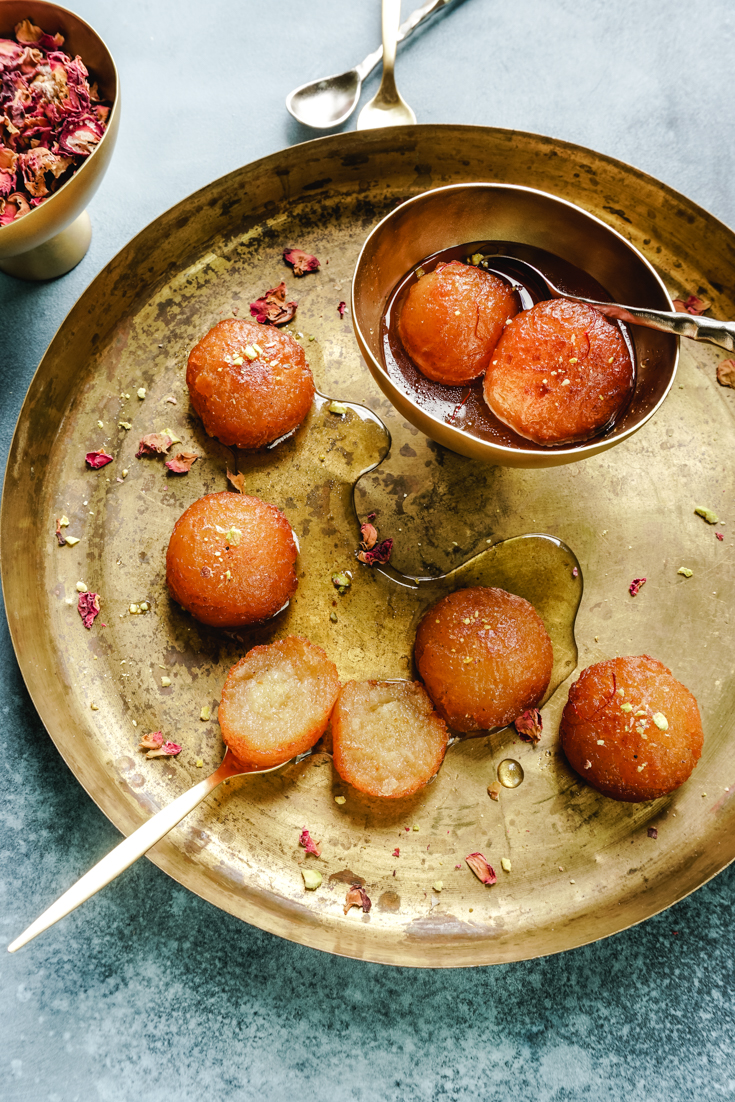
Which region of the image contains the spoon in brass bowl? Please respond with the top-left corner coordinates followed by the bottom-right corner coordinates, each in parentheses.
top-left (482, 255), bottom-right (735, 352)
top-left (287, 0), bottom-right (450, 129)
top-left (357, 0), bottom-right (417, 130)
top-left (7, 748), bottom-right (315, 952)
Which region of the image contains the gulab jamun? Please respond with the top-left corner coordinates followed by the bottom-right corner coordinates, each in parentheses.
top-left (166, 492), bottom-right (298, 628)
top-left (560, 655), bottom-right (703, 802)
top-left (332, 680), bottom-right (449, 798)
top-left (218, 636), bottom-right (340, 769)
top-left (398, 260), bottom-right (518, 385)
top-left (414, 587), bottom-right (553, 732)
top-left (186, 319), bottom-right (315, 449)
top-left (483, 298), bottom-right (634, 445)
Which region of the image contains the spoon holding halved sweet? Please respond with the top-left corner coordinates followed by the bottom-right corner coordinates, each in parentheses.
top-left (482, 255), bottom-right (735, 352)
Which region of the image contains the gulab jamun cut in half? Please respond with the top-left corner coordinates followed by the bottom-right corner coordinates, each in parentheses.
top-left (218, 636), bottom-right (340, 770)
top-left (560, 655), bottom-right (703, 802)
top-left (414, 586), bottom-right (553, 732)
top-left (332, 680), bottom-right (449, 798)
top-left (483, 298), bottom-right (634, 446)
top-left (398, 260), bottom-right (519, 386)
top-left (166, 492), bottom-right (298, 629)
top-left (186, 318), bottom-right (315, 449)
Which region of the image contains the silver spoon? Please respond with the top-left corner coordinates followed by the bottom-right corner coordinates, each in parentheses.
top-left (7, 748), bottom-right (316, 952)
top-left (358, 0), bottom-right (417, 130)
top-left (482, 255), bottom-right (735, 352)
top-left (287, 0), bottom-right (451, 129)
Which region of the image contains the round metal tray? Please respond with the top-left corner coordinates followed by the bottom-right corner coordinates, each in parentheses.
top-left (3, 125), bottom-right (735, 967)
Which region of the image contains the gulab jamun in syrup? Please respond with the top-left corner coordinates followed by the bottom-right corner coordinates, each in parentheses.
top-left (218, 636), bottom-right (340, 770)
top-left (186, 319), bottom-right (315, 449)
top-left (332, 680), bottom-right (449, 798)
top-left (560, 655), bottom-right (703, 802)
top-left (414, 587), bottom-right (553, 732)
top-left (398, 260), bottom-right (518, 385)
top-left (166, 492), bottom-right (298, 628)
top-left (483, 298), bottom-right (634, 446)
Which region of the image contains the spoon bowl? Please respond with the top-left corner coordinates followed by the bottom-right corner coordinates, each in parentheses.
top-left (286, 69), bottom-right (363, 130)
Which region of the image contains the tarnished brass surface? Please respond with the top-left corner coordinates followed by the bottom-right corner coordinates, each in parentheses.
top-left (0, 1), bottom-right (119, 277)
top-left (3, 126), bottom-right (735, 966)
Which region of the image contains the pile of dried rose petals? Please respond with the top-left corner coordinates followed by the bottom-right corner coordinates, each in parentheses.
top-left (0, 19), bottom-right (110, 227)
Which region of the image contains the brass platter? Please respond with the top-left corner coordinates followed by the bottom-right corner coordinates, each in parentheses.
top-left (3, 125), bottom-right (735, 967)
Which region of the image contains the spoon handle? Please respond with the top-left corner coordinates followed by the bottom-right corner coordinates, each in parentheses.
top-left (575, 298), bottom-right (735, 353)
top-left (355, 0), bottom-right (453, 80)
top-left (8, 757), bottom-right (238, 952)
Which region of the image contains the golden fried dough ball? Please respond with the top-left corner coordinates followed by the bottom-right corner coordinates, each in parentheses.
top-left (414, 587), bottom-right (553, 732)
top-left (186, 319), bottom-right (314, 449)
top-left (483, 299), bottom-right (633, 445)
top-left (560, 655), bottom-right (703, 801)
top-left (332, 680), bottom-right (448, 798)
top-left (166, 492), bottom-right (297, 628)
top-left (398, 260), bottom-right (518, 385)
top-left (218, 636), bottom-right (340, 769)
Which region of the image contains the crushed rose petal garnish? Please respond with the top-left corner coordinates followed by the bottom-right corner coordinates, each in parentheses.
top-left (138, 731), bottom-right (164, 750)
top-left (135, 433), bottom-right (172, 458)
top-left (337, 301), bottom-right (346, 318)
top-left (146, 740), bottom-right (182, 759)
top-left (360, 519), bottom-right (378, 551)
top-left (166, 451), bottom-right (198, 474)
top-left (572, 566), bottom-right (579, 578)
top-left (357, 537), bottom-right (393, 566)
top-left (716, 359), bottom-right (735, 389)
top-left (299, 828), bottom-right (321, 857)
top-left (647, 827), bottom-right (658, 839)
top-left (514, 708), bottom-right (543, 745)
top-left (226, 468), bottom-right (246, 494)
top-left (672, 294), bottom-right (711, 315)
top-left (55, 518), bottom-right (66, 546)
top-left (717, 532), bottom-right (724, 541)
top-left (249, 281), bottom-right (297, 326)
top-left (283, 247), bottom-right (320, 277)
top-left (392, 847), bottom-right (400, 858)
top-left (465, 852), bottom-right (497, 886)
top-left (85, 449), bottom-right (113, 469)
top-left (629, 577), bottom-right (646, 597)
top-left (77, 590), bottom-right (100, 629)
top-left (343, 885), bottom-right (371, 914)
top-left (0, 20), bottom-right (110, 225)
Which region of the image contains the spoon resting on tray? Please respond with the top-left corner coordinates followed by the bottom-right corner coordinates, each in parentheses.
top-left (483, 256), bottom-right (735, 352)
top-left (286, 0), bottom-right (451, 129)
top-left (357, 0), bottom-right (417, 130)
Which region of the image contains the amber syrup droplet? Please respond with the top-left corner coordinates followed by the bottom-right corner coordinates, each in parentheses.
top-left (497, 759), bottom-right (524, 788)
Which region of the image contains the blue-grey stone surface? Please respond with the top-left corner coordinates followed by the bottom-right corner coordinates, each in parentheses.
top-left (1, 1), bottom-right (734, 1099)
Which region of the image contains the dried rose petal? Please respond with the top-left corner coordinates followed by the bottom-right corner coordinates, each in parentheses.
top-left (146, 740), bottom-right (182, 759)
top-left (673, 294), bottom-right (711, 316)
top-left (629, 577), bottom-right (646, 597)
top-left (283, 247), bottom-right (320, 277)
top-left (514, 708), bottom-right (543, 745)
top-left (85, 449), bottom-right (113, 469)
top-left (226, 468), bottom-right (246, 493)
top-left (249, 281), bottom-right (297, 326)
top-left (338, 301), bottom-right (346, 318)
top-left (299, 828), bottom-right (321, 857)
top-left (717, 532), bottom-right (724, 541)
top-left (360, 521), bottom-right (378, 551)
top-left (138, 731), bottom-right (164, 750)
top-left (166, 451), bottom-right (198, 474)
top-left (647, 827), bottom-right (658, 839)
top-left (200, 565), bottom-right (212, 577)
top-left (716, 359), bottom-right (735, 389)
top-left (55, 518), bottom-right (66, 546)
top-left (357, 537), bottom-right (393, 566)
top-left (465, 852), bottom-right (497, 886)
top-left (135, 433), bottom-right (172, 458)
top-left (343, 885), bottom-right (371, 914)
top-left (77, 590), bottom-right (100, 629)
top-left (392, 847), bottom-right (400, 858)
top-left (572, 566), bottom-right (579, 578)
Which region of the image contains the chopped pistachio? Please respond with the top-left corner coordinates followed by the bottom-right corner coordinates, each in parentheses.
top-left (621, 702), bottom-right (633, 713)
top-left (329, 611), bottom-right (337, 623)
top-left (501, 858), bottom-right (512, 873)
top-left (137, 387), bottom-right (146, 399)
top-left (232, 355), bottom-right (244, 366)
top-left (200, 705), bottom-right (211, 722)
top-left (75, 581), bottom-right (87, 592)
top-left (695, 506), bottom-right (719, 524)
top-left (415, 266), bottom-right (426, 278)
top-left (412, 824), bottom-right (420, 832)
top-left (139, 601), bottom-right (149, 612)
top-left (224, 526), bottom-right (242, 547)
top-left (122, 468), bottom-right (129, 478)
top-left (225, 570), bottom-right (232, 580)
top-left (334, 795), bottom-right (346, 805)
top-left (301, 869), bottom-right (322, 890)
top-left (331, 571), bottom-right (351, 592)
top-left (59, 516), bottom-right (70, 527)
top-left (469, 253), bottom-right (483, 265)
top-left (328, 401), bottom-right (348, 416)
top-left (90, 702), bottom-right (99, 711)
top-left (119, 421), bottom-right (132, 430)
top-left (635, 710), bottom-right (647, 717)
top-left (432, 880), bottom-right (443, 892)
top-left (308, 335), bottom-right (315, 342)
top-left (65, 536), bottom-right (80, 546)
top-left (244, 345), bottom-right (258, 360)
top-left (129, 604), bottom-right (139, 614)
top-left (652, 712), bottom-right (669, 731)
top-left (161, 676), bottom-right (171, 687)
top-left (195, 759), bottom-right (204, 768)
top-left (678, 567), bottom-right (694, 577)
top-left (163, 428), bottom-right (182, 445)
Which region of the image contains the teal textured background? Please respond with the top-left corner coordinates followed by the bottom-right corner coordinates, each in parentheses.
top-left (1, 2), bottom-right (734, 1098)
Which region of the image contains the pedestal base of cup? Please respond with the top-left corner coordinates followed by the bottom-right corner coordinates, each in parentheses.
top-left (0, 210), bottom-right (92, 281)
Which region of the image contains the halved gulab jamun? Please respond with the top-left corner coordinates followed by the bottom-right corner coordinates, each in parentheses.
top-left (332, 680), bottom-right (449, 798)
top-left (186, 319), bottom-right (314, 449)
top-left (166, 491), bottom-right (298, 628)
top-left (398, 260), bottom-right (518, 385)
top-left (483, 298), bottom-right (634, 445)
top-left (218, 636), bottom-right (340, 769)
top-left (560, 655), bottom-right (703, 801)
top-left (414, 587), bottom-right (553, 732)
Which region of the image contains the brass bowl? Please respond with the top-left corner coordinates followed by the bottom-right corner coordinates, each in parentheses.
top-left (351, 182), bottom-right (678, 469)
top-left (0, 0), bottom-right (119, 280)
